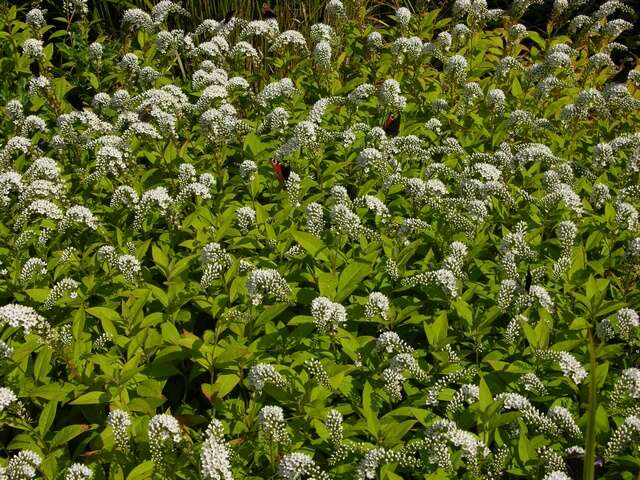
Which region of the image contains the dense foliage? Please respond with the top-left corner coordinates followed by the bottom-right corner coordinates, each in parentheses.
top-left (1, 1), bottom-right (640, 479)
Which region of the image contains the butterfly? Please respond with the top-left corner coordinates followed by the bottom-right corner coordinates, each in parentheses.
top-left (65, 86), bottom-right (96, 111)
top-left (262, 2), bottom-right (276, 19)
top-left (29, 60), bottom-right (40, 76)
top-left (524, 268), bottom-right (532, 293)
top-left (138, 105), bottom-right (155, 123)
top-left (222, 9), bottom-right (234, 23)
top-left (565, 453), bottom-right (605, 480)
top-left (383, 113), bottom-right (401, 137)
top-left (611, 56), bottom-right (635, 83)
top-left (271, 159), bottom-right (290, 183)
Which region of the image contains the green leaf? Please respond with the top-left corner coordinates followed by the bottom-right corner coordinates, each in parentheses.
top-left (595, 404), bottom-right (609, 434)
top-left (362, 381), bottom-right (378, 439)
top-left (25, 289), bottom-right (50, 302)
top-left (86, 307), bottom-right (120, 337)
top-left (213, 374), bottom-right (240, 399)
top-left (595, 361), bottom-right (609, 389)
top-left (40, 454), bottom-right (57, 480)
top-left (149, 284), bottom-right (169, 308)
top-left (161, 322), bottom-right (181, 344)
top-left (336, 260), bottom-right (371, 302)
top-left (127, 461), bottom-right (154, 480)
top-left (152, 244), bottom-right (170, 272)
top-left (453, 299), bottom-right (473, 327)
top-left (291, 230), bottom-right (329, 261)
top-left (528, 31), bottom-right (546, 49)
top-left (51, 424), bottom-right (89, 448)
top-left (34, 348), bottom-right (52, 382)
top-left (478, 377), bottom-right (492, 411)
top-left (518, 427), bottom-right (530, 462)
top-left (316, 270), bottom-right (338, 298)
top-left (243, 131), bottom-right (266, 158)
top-left (38, 400), bottom-right (57, 438)
top-left (424, 311), bottom-right (448, 347)
top-left (521, 319), bottom-right (538, 348)
top-left (69, 391), bottom-right (109, 405)
top-left (511, 77), bottom-right (523, 97)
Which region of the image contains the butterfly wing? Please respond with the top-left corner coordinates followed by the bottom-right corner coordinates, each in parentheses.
top-left (525, 269), bottom-right (532, 293)
top-left (64, 86), bottom-right (85, 110)
top-left (384, 113), bottom-right (400, 137)
top-left (271, 160), bottom-right (285, 183)
top-left (262, 2), bottom-right (276, 18)
top-left (29, 61), bottom-right (40, 76)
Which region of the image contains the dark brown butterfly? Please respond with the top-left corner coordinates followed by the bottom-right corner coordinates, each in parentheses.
top-left (610, 56), bottom-right (635, 83)
top-left (383, 113), bottom-right (401, 137)
top-left (271, 159), bottom-right (290, 183)
top-left (64, 86), bottom-right (86, 110)
top-left (565, 453), bottom-right (605, 480)
top-left (223, 9), bottom-right (234, 23)
top-left (65, 85), bottom-right (97, 111)
top-left (29, 60), bottom-right (40, 76)
top-left (262, 2), bottom-right (276, 19)
top-left (138, 105), bottom-right (154, 123)
top-left (524, 268), bottom-right (532, 293)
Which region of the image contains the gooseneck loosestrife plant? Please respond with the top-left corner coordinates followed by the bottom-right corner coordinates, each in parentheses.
top-left (0, 0), bottom-right (639, 479)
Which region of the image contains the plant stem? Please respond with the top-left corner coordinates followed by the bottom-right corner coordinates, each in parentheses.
top-left (583, 328), bottom-right (598, 480)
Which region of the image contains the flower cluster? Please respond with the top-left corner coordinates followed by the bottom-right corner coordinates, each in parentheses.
top-left (258, 406), bottom-right (289, 444)
top-left (108, 410), bottom-right (131, 452)
top-left (200, 419), bottom-right (234, 480)
top-left (148, 414), bottom-right (182, 467)
top-left (310, 296), bottom-right (346, 333)
top-left (247, 363), bottom-right (288, 394)
top-left (201, 243), bottom-right (232, 288)
top-left (245, 269), bottom-right (291, 305)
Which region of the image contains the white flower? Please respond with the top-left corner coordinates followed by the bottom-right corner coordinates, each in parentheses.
top-left (43, 278), bottom-right (79, 310)
top-left (306, 202), bottom-right (325, 236)
top-left (0, 387), bottom-right (17, 412)
top-left (89, 42), bottom-right (103, 62)
top-left (258, 406), bottom-right (289, 443)
top-left (445, 55), bottom-right (468, 84)
top-left (59, 205), bottom-right (98, 232)
top-left (378, 79), bottom-right (406, 111)
top-left (537, 350), bottom-right (587, 384)
top-left (278, 453), bottom-right (329, 480)
top-left (246, 269), bottom-right (291, 305)
top-left (26, 9), bottom-right (46, 30)
top-left (22, 38), bottom-right (44, 58)
top-left (200, 243), bottom-right (231, 288)
top-left (604, 415), bottom-right (640, 459)
top-left (236, 206), bottom-right (256, 234)
top-left (2, 450), bottom-right (42, 480)
top-left (108, 410), bottom-right (131, 452)
top-left (616, 308), bottom-right (639, 340)
top-left (200, 435), bottom-right (233, 480)
top-left (313, 41), bottom-right (332, 71)
top-left (270, 30), bottom-right (308, 53)
top-left (311, 296), bottom-right (347, 333)
top-left (247, 363), bottom-right (287, 393)
top-left (396, 7), bottom-right (411, 29)
top-left (64, 464), bottom-right (92, 480)
top-left (310, 23), bottom-right (333, 45)
top-left (28, 76), bottom-right (50, 96)
top-left (148, 414), bottom-right (182, 466)
top-left (367, 32), bottom-right (383, 50)
top-left (542, 472), bottom-right (572, 480)
top-left (365, 292), bottom-right (389, 320)
top-left (0, 304), bottom-right (46, 334)
top-left (376, 331), bottom-right (413, 354)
